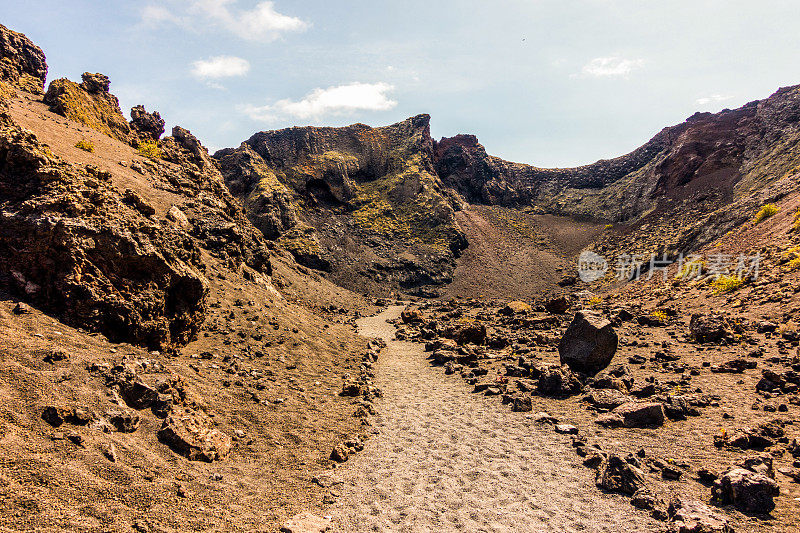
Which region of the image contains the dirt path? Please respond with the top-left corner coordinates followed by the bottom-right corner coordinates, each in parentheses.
top-left (329, 306), bottom-right (661, 532)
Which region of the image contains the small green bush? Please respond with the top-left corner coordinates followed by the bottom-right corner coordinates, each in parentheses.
top-left (75, 139), bottom-right (94, 152)
top-left (753, 203), bottom-right (778, 223)
top-left (137, 140), bottom-right (162, 160)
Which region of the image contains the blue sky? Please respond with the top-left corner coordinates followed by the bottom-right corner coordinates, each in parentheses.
top-left (4, 1), bottom-right (800, 166)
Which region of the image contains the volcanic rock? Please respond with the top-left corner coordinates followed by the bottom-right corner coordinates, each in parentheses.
top-left (595, 454), bottom-right (647, 495)
top-left (130, 104), bottom-right (165, 142)
top-left (689, 314), bottom-right (728, 343)
top-left (0, 23), bottom-right (47, 94)
top-left (44, 72), bottom-right (132, 142)
top-left (559, 311), bottom-right (618, 374)
top-left (158, 406), bottom-right (232, 462)
top-left (667, 497), bottom-right (732, 533)
top-left (712, 468), bottom-right (779, 513)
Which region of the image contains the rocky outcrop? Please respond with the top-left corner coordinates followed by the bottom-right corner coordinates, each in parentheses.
top-left (44, 72), bottom-right (132, 142)
top-left (129, 104), bottom-right (165, 142)
top-left (215, 142), bottom-right (299, 239)
top-left (159, 126), bottom-right (272, 274)
top-left (0, 108), bottom-right (208, 350)
top-left (0, 23), bottom-right (47, 95)
top-left (216, 115), bottom-right (466, 293)
top-left (433, 134), bottom-right (536, 206)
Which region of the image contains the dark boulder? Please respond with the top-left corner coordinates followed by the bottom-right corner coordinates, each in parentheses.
top-left (689, 313), bottom-right (728, 343)
top-left (559, 311), bottom-right (618, 374)
top-left (545, 296), bottom-right (570, 314)
top-left (713, 468), bottom-right (779, 514)
top-left (595, 454), bottom-right (647, 495)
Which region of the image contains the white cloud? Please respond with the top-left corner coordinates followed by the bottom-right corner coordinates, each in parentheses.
top-left (241, 82), bottom-right (398, 122)
top-left (141, 5), bottom-right (179, 26)
top-left (192, 56), bottom-right (250, 79)
top-left (696, 94), bottom-right (734, 105)
top-left (579, 56), bottom-right (644, 78)
top-left (142, 1), bottom-right (308, 41)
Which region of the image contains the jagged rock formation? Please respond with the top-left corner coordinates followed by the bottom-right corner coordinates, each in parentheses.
top-left (160, 125), bottom-right (273, 274)
top-left (0, 37), bottom-right (271, 349)
top-left (0, 105), bottom-right (207, 350)
top-left (44, 72), bottom-right (132, 143)
top-left (130, 104), bottom-right (165, 143)
top-left (216, 114), bottom-right (467, 293)
top-left (0, 23), bottom-right (47, 95)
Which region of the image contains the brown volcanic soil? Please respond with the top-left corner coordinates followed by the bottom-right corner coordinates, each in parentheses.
top-left (446, 205), bottom-right (604, 300)
top-left (0, 90), bottom-right (378, 532)
top-left (330, 306), bottom-right (660, 532)
top-left (396, 186), bottom-right (800, 533)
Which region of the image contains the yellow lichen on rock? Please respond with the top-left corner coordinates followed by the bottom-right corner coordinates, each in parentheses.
top-left (43, 73), bottom-right (131, 143)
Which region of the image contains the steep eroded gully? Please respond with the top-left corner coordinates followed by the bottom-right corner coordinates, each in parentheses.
top-left (330, 305), bottom-right (661, 532)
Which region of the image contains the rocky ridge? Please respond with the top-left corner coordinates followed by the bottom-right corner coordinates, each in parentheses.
top-left (217, 84), bottom-right (800, 297)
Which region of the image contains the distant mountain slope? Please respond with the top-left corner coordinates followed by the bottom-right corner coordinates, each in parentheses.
top-left (218, 85), bottom-right (800, 295)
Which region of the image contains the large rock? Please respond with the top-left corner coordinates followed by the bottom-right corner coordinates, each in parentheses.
top-left (597, 402), bottom-right (665, 428)
top-left (583, 389), bottom-right (634, 410)
top-left (400, 307), bottom-right (424, 324)
top-left (713, 468), bottom-right (779, 514)
top-left (445, 322), bottom-right (487, 346)
top-left (668, 497), bottom-right (733, 533)
top-left (689, 314), bottom-right (728, 343)
top-left (537, 365), bottom-right (584, 397)
top-left (44, 72), bottom-right (132, 142)
top-left (158, 406), bottom-right (231, 462)
top-left (545, 296), bottom-right (570, 314)
top-left (0, 24), bottom-right (47, 94)
top-left (130, 104), bottom-right (165, 142)
top-left (595, 454), bottom-right (647, 495)
top-left (559, 311), bottom-right (618, 374)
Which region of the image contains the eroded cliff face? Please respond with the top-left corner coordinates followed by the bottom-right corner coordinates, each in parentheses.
top-left (216, 114), bottom-right (467, 295)
top-left (0, 105), bottom-right (209, 350)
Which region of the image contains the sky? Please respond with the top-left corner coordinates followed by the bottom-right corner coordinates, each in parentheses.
top-left (3, 0), bottom-right (800, 167)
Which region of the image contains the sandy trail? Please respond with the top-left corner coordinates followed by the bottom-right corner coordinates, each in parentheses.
top-left (330, 306), bottom-right (661, 532)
